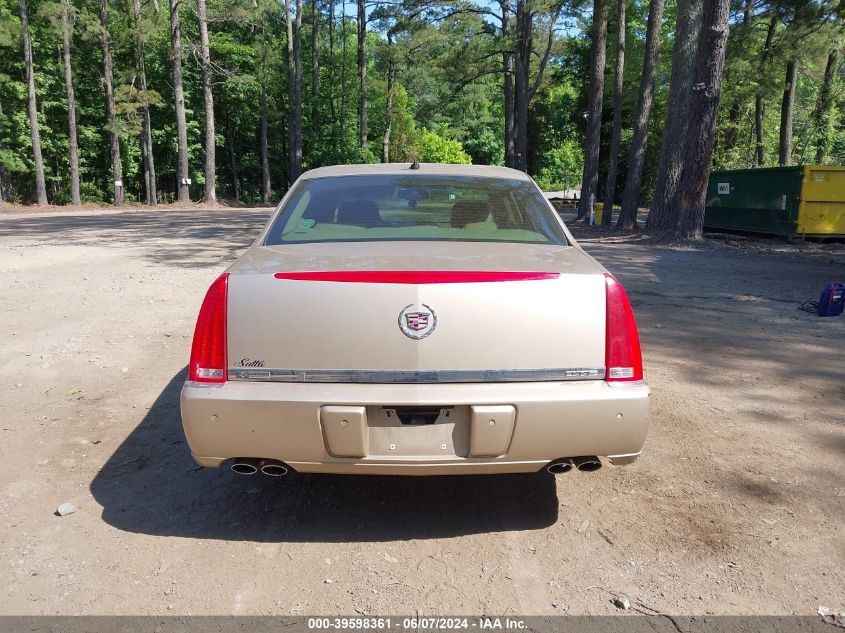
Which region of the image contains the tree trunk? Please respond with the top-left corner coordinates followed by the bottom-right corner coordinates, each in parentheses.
top-left (601, 0), bottom-right (625, 226)
top-left (19, 0), bottom-right (47, 205)
top-left (328, 0), bottom-right (337, 160)
top-left (286, 0), bottom-right (303, 182)
top-left (383, 35), bottom-right (394, 163)
top-left (357, 0), bottom-right (367, 161)
top-left (814, 46), bottom-right (840, 164)
top-left (503, 55), bottom-right (515, 168)
top-left (674, 0), bottom-right (731, 240)
top-left (753, 94), bottom-right (765, 165)
top-left (0, 96), bottom-right (10, 205)
top-left (169, 0), bottom-right (190, 202)
top-left (576, 0), bottom-right (609, 221)
top-left (743, 0), bottom-right (753, 23)
top-left (511, 0), bottom-right (530, 173)
top-left (340, 0), bottom-right (347, 156)
top-left (502, 4), bottom-right (515, 168)
top-left (754, 14), bottom-right (777, 167)
top-left (259, 85), bottom-right (270, 202)
top-left (98, 0), bottom-right (123, 206)
top-left (311, 0), bottom-right (320, 149)
top-left (285, 0), bottom-right (302, 184)
top-left (198, 0), bottom-right (216, 202)
top-left (258, 19), bottom-right (271, 204)
top-left (617, 0), bottom-right (665, 231)
top-left (258, 63), bottom-right (271, 205)
top-left (778, 58), bottom-right (798, 166)
top-left (294, 0), bottom-right (303, 172)
top-left (227, 121), bottom-right (241, 202)
top-left (648, 0), bottom-right (700, 232)
top-left (60, 1), bottom-right (81, 205)
top-left (132, 0), bottom-right (156, 205)
top-left (140, 108), bottom-right (152, 204)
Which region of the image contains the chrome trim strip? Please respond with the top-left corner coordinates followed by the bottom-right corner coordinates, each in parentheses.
top-left (228, 367), bottom-right (605, 383)
top-left (183, 381), bottom-right (227, 389)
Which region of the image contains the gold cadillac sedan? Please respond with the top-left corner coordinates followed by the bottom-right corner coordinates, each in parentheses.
top-left (180, 163), bottom-right (649, 477)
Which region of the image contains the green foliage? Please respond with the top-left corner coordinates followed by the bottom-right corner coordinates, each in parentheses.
top-left (414, 128), bottom-right (472, 164)
top-left (0, 0), bottom-right (843, 206)
top-left (114, 85), bottom-right (163, 137)
top-left (463, 124), bottom-right (503, 167)
top-left (534, 140), bottom-right (584, 191)
top-left (529, 77), bottom-right (582, 186)
top-left (714, 2), bottom-right (845, 169)
top-left (0, 146), bottom-right (28, 174)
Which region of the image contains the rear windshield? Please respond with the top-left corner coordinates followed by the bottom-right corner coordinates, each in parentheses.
top-left (264, 174), bottom-right (568, 246)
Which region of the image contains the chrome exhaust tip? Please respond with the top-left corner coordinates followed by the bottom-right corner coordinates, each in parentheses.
top-left (231, 458), bottom-right (290, 476)
top-left (572, 456), bottom-right (602, 472)
top-left (231, 459), bottom-right (259, 475)
top-left (546, 459), bottom-right (574, 475)
top-left (260, 463), bottom-right (288, 477)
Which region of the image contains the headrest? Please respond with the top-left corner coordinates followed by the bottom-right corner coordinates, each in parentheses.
top-left (336, 199), bottom-right (383, 228)
top-left (450, 201), bottom-right (490, 228)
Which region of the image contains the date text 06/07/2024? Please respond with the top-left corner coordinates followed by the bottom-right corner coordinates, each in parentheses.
top-left (306, 618), bottom-right (529, 630)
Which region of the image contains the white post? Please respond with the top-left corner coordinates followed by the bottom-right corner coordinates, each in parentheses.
top-left (589, 193), bottom-right (595, 226)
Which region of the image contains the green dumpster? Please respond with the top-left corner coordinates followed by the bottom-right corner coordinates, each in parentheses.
top-left (704, 165), bottom-right (845, 238)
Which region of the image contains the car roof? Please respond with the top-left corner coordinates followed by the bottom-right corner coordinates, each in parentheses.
top-left (299, 163), bottom-right (533, 181)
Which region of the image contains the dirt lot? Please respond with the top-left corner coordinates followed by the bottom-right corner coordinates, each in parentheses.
top-left (0, 208), bottom-right (843, 616)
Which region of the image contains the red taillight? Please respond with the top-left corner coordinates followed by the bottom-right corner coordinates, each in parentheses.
top-left (189, 272), bottom-right (229, 383)
top-left (604, 273), bottom-right (643, 382)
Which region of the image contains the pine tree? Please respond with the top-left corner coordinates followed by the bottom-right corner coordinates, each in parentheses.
top-left (576, 0), bottom-right (609, 222)
top-left (648, 0), bottom-right (701, 233)
top-left (18, 0), bottom-right (48, 205)
top-left (600, 0), bottom-right (625, 227)
top-left (198, 0), bottom-right (216, 202)
top-left (60, 0), bottom-right (80, 205)
top-left (617, 0), bottom-right (665, 231)
top-left (674, 0), bottom-right (731, 240)
top-left (170, 0), bottom-right (190, 203)
top-left (98, 0), bottom-right (123, 205)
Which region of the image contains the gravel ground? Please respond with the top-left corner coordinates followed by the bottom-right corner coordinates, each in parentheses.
top-left (0, 207), bottom-right (843, 616)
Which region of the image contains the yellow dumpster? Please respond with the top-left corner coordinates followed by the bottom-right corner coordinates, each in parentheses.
top-left (797, 166), bottom-right (845, 237)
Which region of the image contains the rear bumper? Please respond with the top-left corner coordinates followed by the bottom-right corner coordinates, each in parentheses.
top-left (180, 379), bottom-right (649, 475)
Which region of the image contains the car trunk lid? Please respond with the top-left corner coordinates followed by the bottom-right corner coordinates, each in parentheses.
top-left (225, 242), bottom-right (606, 380)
